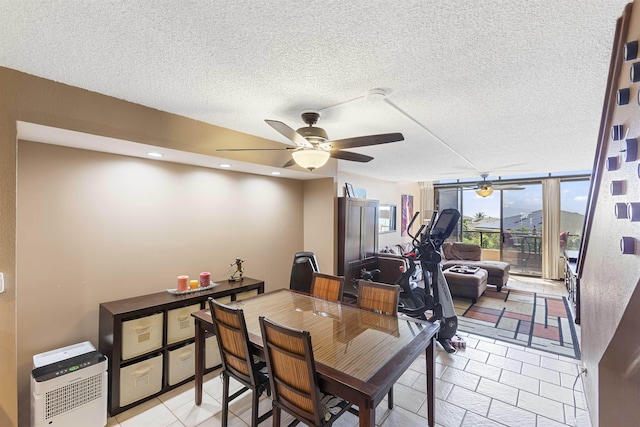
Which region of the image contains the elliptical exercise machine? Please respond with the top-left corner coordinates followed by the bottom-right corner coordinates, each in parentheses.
top-left (397, 208), bottom-right (462, 353)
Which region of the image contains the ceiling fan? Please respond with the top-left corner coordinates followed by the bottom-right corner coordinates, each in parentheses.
top-left (217, 111), bottom-right (404, 170)
top-left (465, 173), bottom-right (525, 197)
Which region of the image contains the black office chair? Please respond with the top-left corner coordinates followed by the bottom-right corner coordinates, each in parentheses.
top-left (289, 251), bottom-right (319, 293)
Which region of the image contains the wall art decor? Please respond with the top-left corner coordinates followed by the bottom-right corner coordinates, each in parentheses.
top-left (353, 186), bottom-right (367, 198)
top-left (345, 182), bottom-right (354, 197)
top-left (401, 194), bottom-right (413, 236)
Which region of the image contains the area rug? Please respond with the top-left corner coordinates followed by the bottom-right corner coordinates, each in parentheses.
top-left (453, 289), bottom-right (581, 359)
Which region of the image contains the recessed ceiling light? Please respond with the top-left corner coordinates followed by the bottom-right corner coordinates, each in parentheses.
top-left (147, 152), bottom-right (164, 158)
top-left (219, 163), bottom-right (232, 168)
top-left (271, 172), bottom-right (281, 175)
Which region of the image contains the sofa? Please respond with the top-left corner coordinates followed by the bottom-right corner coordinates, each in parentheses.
top-left (441, 242), bottom-right (510, 291)
top-left (380, 242), bottom-right (414, 256)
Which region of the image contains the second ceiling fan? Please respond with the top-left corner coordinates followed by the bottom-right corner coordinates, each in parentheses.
top-left (218, 111), bottom-right (404, 170)
top-left (466, 173), bottom-right (525, 197)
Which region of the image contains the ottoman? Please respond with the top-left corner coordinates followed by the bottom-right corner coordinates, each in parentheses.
top-left (443, 266), bottom-right (488, 303)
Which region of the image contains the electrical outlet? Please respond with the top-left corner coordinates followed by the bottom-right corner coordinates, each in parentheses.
top-left (579, 363), bottom-right (588, 376)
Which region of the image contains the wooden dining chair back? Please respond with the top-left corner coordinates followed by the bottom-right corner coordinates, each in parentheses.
top-left (356, 280), bottom-right (400, 316)
top-left (259, 316), bottom-right (351, 426)
top-left (355, 280), bottom-right (400, 410)
top-left (208, 298), bottom-right (271, 427)
top-left (310, 272), bottom-right (345, 302)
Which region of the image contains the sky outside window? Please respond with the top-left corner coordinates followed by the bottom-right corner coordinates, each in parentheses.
top-left (462, 179), bottom-right (590, 219)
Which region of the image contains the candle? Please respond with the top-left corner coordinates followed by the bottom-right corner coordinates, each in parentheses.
top-left (199, 272), bottom-right (211, 288)
top-left (189, 279), bottom-right (199, 290)
top-left (177, 275), bottom-right (189, 292)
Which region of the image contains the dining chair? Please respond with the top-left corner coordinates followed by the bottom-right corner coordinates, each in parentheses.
top-left (310, 272), bottom-right (345, 302)
top-left (356, 279), bottom-right (400, 409)
top-left (208, 298), bottom-right (271, 427)
top-left (258, 316), bottom-right (352, 427)
top-left (356, 280), bottom-right (400, 316)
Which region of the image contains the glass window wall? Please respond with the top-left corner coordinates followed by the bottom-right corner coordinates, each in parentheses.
top-left (434, 174), bottom-right (590, 278)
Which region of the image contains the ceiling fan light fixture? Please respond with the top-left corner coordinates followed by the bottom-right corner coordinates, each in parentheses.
top-left (476, 186), bottom-right (494, 197)
top-left (258, 111), bottom-right (403, 169)
top-left (291, 148), bottom-right (330, 170)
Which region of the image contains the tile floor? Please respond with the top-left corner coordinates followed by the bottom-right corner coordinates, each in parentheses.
top-left (106, 276), bottom-right (590, 427)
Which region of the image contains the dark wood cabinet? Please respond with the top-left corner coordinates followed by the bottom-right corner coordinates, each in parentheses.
top-left (337, 197), bottom-right (379, 286)
top-left (99, 278), bottom-right (264, 416)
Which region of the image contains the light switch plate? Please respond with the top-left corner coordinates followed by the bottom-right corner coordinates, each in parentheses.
top-left (0, 272), bottom-right (4, 293)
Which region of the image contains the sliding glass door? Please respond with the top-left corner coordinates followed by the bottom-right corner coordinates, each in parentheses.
top-left (436, 187), bottom-right (503, 261)
top-left (501, 183), bottom-right (543, 276)
top-left (436, 182), bottom-right (543, 276)
top-left (461, 189), bottom-right (501, 261)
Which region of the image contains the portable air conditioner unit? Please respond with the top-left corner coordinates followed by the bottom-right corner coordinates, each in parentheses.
top-left (31, 341), bottom-right (107, 427)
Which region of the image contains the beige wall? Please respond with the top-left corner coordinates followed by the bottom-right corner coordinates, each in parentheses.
top-left (16, 141), bottom-right (305, 424)
top-left (303, 178), bottom-right (337, 273)
top-left (337, 171), bottom-right (421, 249)
top-left (0, 99), bottom-right (17, 427)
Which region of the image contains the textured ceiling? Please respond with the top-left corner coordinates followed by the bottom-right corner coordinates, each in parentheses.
top-left (0, 1), bottom-right (630, 182)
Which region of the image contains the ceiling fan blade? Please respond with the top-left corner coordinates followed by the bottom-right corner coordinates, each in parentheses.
top-left (265, 120), bottom-right (308, 146)
top-left (329, 150), bottom-right (374, 163)
top-left (216, 147), bottom-right (295, 152)
top-left (329, 133), bottom-right (404, 149)
top-left (462, 184), bottom-right (524, 191)
top-left (282, 158), bottom-right (297, 168)
top-left (461, 182), bottom-right (489, 189)
top-left (493, 185), bottom-right (525, 190)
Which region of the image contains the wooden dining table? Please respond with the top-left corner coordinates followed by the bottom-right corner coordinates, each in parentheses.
top-left (192, 289), bottom-right (440, 427)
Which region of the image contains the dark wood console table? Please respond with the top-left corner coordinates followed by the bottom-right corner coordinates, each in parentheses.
top-left (99, 277), bottom-right (264, 416)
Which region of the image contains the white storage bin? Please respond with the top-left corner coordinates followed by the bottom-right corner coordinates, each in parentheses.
top-left (119, 353), bottom-right (163, 407)
top-left (168, 343), bottom-right (195, 386)
top-left (205, 335), bottom-right (222, 369)
top-left (121, 312), bottom-right (163, 360)
top-left (167, 303), bottom-right (201, 345)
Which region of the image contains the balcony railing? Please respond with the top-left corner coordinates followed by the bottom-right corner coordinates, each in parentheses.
top-left (461, 230), bottom-right (581, 251)
top-left (461, 230), bottom-right (501, 249)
